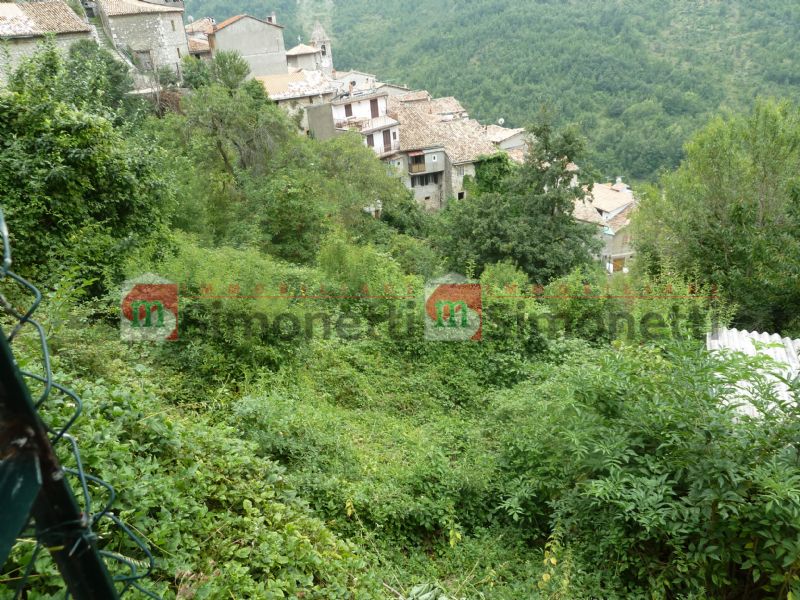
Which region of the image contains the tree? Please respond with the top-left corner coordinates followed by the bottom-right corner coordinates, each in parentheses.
top-left (181, 55), bottom-right (211, 89)
top-left (0, 47), bottom-right (173, 289)
top-left (209, 50), bottom-right (250, 91)
top-left (433, 122), bottom-right (601, 283)
top-left (633, 100), bottom-right (800, 333)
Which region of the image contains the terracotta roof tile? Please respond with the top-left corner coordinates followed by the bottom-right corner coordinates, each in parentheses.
top-left (185, 16), bottom-right (214, 34)
top-left (214, 13), bottom-right (282, 31)
top-left (0, 1), bottom-right (90, 37)
top-left (286, 43), bottom-right (319, 56)
top-left (98, 0), bottom-right (182, 17)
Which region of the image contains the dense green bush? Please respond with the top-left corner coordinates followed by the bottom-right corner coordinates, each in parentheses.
top-left (492, 345), bottom-right (800, 598)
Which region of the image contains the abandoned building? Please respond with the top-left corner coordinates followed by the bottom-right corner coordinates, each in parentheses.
top-left (207, 14), bottom-right (286, 77)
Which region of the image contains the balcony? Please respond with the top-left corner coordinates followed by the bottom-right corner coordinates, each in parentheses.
top-left (409, 162), bottom-right (427, 174)
top-left (335, 115), bottom-right (399, 134)
top-left (379, 141), bottom-right (400, 156)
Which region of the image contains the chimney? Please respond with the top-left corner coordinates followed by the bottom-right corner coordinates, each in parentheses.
top-left (348, 81), bottom-right (354, 96)
top-left (266, 11), bottom-right (276, 23)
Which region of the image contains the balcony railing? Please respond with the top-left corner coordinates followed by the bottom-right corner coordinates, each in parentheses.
top-left (379, 141), bottom-right (400, 156)
top-left (409, 162), bottom-right (427, 173)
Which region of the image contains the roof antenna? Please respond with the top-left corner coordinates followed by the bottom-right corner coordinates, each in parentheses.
top-left (497, 118), bottom-right (505, 126)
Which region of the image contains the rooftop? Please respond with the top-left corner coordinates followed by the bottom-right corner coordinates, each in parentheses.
top-left (98, 0), bottom-right (183, 16)
top-left (286, 43), bottom-right (319, 56)
top-left (389, 102), bottom-right (497, 163)
top-left (257, 69), bottom-right (337, 100)
top-left (485, 124), bottom-right (526, 144)
top-left (589, 182), bottom-right (635, 213)
top-left (185, 16), bottom-right (214, 34)
top-left (395, 90), bottom-right (431, 103)
top-left (187, 37), bottom-right (210, 53)
top-left (0, 1), bottom-right (90, 37)
top-left (214, 13), bottom-right (283, 31)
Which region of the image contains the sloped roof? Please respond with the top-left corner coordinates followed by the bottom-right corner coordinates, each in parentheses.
top-left (98, 0), bottom-right (182, 16)
top-left (257, 69), bottom-right (336, 100)
top-left (187, 36), bottom-right (209, 53)
top-left (606, 201), bottom-right (636, 233)
top-left (395, 89), bottom-right (431, 103)
top-left (389, 102), bottom-right (497, 163)
top-left (185, 16), bottom-right (214, 34)
top-left (286, 43), bottom-right (319, 56)
top-left (214, 13), bottom-right (283, 31)
top-left (428, 96), bottom-right (466, 116)
top-left (590, 182), bottom-right (635, 213)
top-left (0, 1), bottom-right (90, 37)
top-left (573, 199), bottom-right (605, 225)
top-left (485, 124), bottom-right (525, 143)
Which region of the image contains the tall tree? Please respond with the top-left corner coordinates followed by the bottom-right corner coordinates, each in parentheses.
top-left (634, 100), bottom-right (800, 333)
top-left (434, 122), bottom-right (600, 283)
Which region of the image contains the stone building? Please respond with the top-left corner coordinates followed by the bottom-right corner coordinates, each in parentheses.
top-left (0, 1), bottom-right (92, 83)
top-left (573, 180), bottom-right (637, 272)
top-left (329, 88), bottom-right (400, 156)
top-left (285, 43), bottom-right (322, 72)
top-left (208, 14), bottom-right (286, 77)
top-left (384, 96), bottom-right (499, 210)
top-left (285, 20), bottom-right (332, 75)
top-left (257, 69), bottom-right (337, 133)
top-left (96, 0), bottom-right (188, 76)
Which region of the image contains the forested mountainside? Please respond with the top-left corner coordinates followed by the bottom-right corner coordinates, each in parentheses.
top-left (183, 0), bottom-right (800, 180)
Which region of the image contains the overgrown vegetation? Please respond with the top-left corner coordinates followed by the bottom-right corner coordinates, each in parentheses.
top-left (2, 39), bottom-right (800, 600)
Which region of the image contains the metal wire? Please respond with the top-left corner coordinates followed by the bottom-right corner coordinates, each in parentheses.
top-left (0, 207), bottom-right (159, 598)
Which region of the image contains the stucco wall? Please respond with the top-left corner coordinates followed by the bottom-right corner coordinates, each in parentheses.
top-left (287, 52), bottom-right (319, 71)
top-left (213, 17), bottom-right (286, 77)
top-left (104, 11), bottom-right (188, 74)
top-left (1, 33), bottom-right (91, 84)
top-left (332, 94), bottom-right (388, 121)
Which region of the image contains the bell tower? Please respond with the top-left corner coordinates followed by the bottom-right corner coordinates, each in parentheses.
top-left (310, 21), bottom-right (333, 75)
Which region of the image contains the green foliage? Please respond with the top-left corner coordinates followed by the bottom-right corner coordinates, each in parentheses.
top-left (0, 54), bottom-right (173, 289)
top-left (181, 0), bottom-right (800, 181)
top-left (634, 100), bottom-right (800, 334)
top-left (492, 345), bottom-right (800, 598)
top-left (209, 50), bottom-right (250, 90)
top-left (433, 121), bottom-right (601, 282)
top-left (3, 320), bottom-right (382, 599)
top-left (180, 55), bottom-right (210, 89)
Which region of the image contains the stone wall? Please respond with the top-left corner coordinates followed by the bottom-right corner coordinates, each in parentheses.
top-left (1, 33), bottom-right (92, 85)
top-left (103, 11), bottom-right (188, 75)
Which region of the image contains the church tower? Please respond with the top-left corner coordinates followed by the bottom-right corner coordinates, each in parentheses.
top-left (310, 21), bottom-right (333, 75)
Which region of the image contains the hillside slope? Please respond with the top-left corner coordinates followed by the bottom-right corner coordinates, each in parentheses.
top-left (183, 0), bottom-right (800, 181)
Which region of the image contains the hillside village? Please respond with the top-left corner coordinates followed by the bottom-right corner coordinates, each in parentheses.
top-left (0, 0), bottom-right (636, 273)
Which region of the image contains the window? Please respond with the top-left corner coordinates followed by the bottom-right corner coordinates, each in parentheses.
top-left (382, 129), bottom-right (391, 149)
top-left (321, 44), bottom-right (327, 56)
top-left (392, 131), bottom-right (397, 140)
top-left (432, 155), bottom-right (437, 162)
top-left (410, 155), bottom-right (425, 166)
top-left (370, 98), bottom-right (379, 118)
top-left (456, 165), bottom-right (465, 177)
top-left (344, 103), bottom-right (353, 117)
top-left (411, 173), bottom-right (441, 187)
top-left (366, 134), bottom-right (374, 147)
top-left (171, 20), bottom-right (176, 31)
top-left (177, 47), bottom-right (181, 58)
top-left (458, 191), bottom-right (466, 200)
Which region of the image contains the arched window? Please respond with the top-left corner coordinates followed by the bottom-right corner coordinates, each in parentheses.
top-left (321, 44), bottom-right (327, 56)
